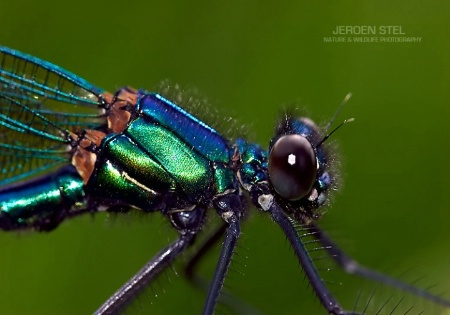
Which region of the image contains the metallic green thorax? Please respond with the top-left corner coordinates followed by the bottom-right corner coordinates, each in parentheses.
top-left (86, 94), bottom-right (237, 213)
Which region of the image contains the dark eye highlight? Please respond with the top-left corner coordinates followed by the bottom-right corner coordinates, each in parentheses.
top-left (268, 135), bottom-right (317, 200)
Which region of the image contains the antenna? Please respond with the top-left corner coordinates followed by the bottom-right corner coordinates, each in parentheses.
top-left (317, 93), bottom-right (354, 148)
top-left (323, 92), bottom-right (352, 133)
top-left (317, 118), bottom-right (354, 148)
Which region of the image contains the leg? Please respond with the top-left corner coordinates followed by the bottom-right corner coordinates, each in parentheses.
top-left (185, 222), bottom-right (227, 284)
top-left (269, 202), bottom-right (354, 315)
top-left (185, 221), bottom-right (261, 315)
top-left (309, 223), bottom-right (450, 307)
top-left (94, 233), bottom-right (195, 315)
top-left (202, 212), bottom-right (241, 315)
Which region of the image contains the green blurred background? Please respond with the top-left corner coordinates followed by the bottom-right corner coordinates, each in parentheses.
top-left (1, 1), bottom-right (449, 314)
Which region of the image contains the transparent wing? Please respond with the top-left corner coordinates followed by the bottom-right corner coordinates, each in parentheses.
top-left (0, 47), bottom-right (107, 185)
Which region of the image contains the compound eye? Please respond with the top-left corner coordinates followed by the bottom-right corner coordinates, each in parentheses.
top-left (268, 135), bottom-right (317, 200)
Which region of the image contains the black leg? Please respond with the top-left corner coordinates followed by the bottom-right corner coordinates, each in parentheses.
top-left (184, 222), bottom-right (262, 315)
top-left (269, 202), bottom-right (355, 315)
top-left (185, 222), bottom-right (227, 284)
top-left (309, 223), bottom-right (450, 307)
top-left (202, 213), bottom-right (241, 315)
top-left (94, 233), bottom-right (195, 315)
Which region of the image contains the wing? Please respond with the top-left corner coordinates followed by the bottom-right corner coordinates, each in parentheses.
top-left (0, 47), bottom-right (107, 185)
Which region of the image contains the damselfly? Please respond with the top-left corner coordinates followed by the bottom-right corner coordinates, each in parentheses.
top-left (0, 46), bottom-right (448, 314)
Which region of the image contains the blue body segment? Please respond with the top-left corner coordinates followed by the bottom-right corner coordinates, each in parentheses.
top-left (137, 93), bottom-right (231, 164)
top-left (235, 138), bottom-right (268, 187)
top-left (0, 166), bottom-right (85, 230)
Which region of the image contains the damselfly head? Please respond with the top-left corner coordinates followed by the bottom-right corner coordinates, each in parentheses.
top-left (265, 94), bottom-right (352, 221)
top-left (266, 116), bottom-right (333, 221)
